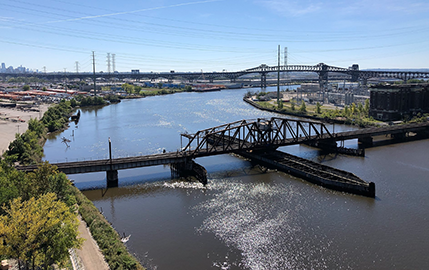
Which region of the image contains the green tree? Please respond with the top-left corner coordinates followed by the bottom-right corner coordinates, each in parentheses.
top-left (0, 193), bottom-right (83, 269)
top-left (28, 118), bottom-right (45, 137)
top-left (316, 102), bottom-right (321, 114)
top-left (290, 100), bottom-right (296, 111)
top-left (351, 103), bottom-right (356, 115)
top-left (70, 98), bottom-right (77, 107)
top-left (6, 131), bottom-right (44, 165)
top-left (47, 120), bottom-right (62, 132)
top-left (299, 101), bottom-right (307, 113)
top-left (134, 85), bottom-right (142, 93)
top-left (364, 99), bottom-right (370, 115)
top-left (25, 162), bottom-right (75, 205)
top-left (23, 85), bottom-right (30, 91)
top-left (357, 102), bottom-right (364, 116)
top-left (121, 83), bottom-right (134, 94)
top-left (0, 161), bottom-right (23, 213)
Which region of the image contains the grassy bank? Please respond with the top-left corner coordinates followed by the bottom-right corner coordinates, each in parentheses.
top-left (71, 186), bottom-right (145, 270)
top-left (244, 97), bottom-right (382, 127)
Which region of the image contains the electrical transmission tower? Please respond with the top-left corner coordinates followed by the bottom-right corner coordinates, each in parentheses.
top-left (92, 51), bottom-right (97, 96)
top-left (107, 53), bottom-right (111, 74)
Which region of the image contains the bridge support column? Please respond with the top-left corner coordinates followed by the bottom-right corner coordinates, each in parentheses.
top-left (358, 136), bottom-right (373, 147)
top-left (106, 170), bottom-right (118, 188)
top-left (170, 159), bottom-right (207, 185)
top-left (260, 73), bottom-right (267, 88)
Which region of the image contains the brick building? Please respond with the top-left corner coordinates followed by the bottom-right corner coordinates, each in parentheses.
top-left (369, 84), bottom-right (429, 121)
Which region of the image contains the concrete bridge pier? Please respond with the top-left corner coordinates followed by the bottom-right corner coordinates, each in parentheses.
top-left (170, 159), bottom-right (207, 185)
top-left (358, 136), bottom-right (373, 147)
top-left (106, 170), bottom-right (119, 188)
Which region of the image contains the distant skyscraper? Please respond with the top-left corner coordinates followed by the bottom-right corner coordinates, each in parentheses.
top-left (1, 63), bottom-right (5, 72)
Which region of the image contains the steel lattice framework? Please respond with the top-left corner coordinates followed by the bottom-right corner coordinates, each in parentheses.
top-left (181, 117), bottom-right (333, 157)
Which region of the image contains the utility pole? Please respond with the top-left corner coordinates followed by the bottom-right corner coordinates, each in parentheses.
top-left (107, 53), bottom-right (111, 74)
top-left (92, 51), bottom-right (97, 96)
top-left (112, 54), bottom-right (116, 73)
top-left (277, 45), bottom-right (280, 105)
top-left (63, 68), bottom-right (67, 92)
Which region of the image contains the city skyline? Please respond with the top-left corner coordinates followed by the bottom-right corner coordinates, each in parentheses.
top-left (1, 0), bottom-right (429, 73)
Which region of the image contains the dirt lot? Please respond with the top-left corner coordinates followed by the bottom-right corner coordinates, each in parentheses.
top-left (0, 103), bottom-right (50, 154)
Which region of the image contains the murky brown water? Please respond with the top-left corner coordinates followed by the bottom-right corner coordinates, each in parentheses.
top-left (44, 87), bottom-right (429, 269)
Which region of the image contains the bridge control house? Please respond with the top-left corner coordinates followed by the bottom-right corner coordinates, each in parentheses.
top-left (369, 84), bottom-right (429, 121)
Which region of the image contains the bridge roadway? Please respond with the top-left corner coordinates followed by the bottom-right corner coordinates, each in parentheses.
top-left (17, 120), bottom-right (429, 176)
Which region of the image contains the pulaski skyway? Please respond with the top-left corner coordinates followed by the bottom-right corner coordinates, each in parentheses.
top-left (17, 117), bottom-right (429, 197)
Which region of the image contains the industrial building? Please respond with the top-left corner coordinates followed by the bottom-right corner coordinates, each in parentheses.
top-left (369, 84), bottom-right (429, 121)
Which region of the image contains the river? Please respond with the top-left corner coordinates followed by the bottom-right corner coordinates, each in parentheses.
top-left (43, 87), bottom-right (429, 269)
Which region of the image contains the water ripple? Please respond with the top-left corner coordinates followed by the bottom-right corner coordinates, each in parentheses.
top-left (194, 179), bottom-right (342, 270)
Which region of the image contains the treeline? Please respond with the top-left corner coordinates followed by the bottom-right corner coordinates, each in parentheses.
top-left (4, 96), bottom-right (119, 165)
top-left (71, 95), bottom-right (108, 107)
top-left (0, 161), bottom-right (145, 269)
top-left (0, 161), bottom-right (82, 269)
top-left (5, 101), bottom-right (73, 165)
top-left (121, 83), bottom-right (192, 96)
top-left (42, 100), bottom-right (73, 132)
top-left (6, 77), bottom-right (47, 84)
top-left (250, 96), bottom-right (379, 127)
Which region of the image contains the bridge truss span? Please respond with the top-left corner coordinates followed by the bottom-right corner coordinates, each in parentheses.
top-left (181, 117), bottom-right (333, 157)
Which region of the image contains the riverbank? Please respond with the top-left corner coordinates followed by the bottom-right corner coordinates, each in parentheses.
top-left (1, 101), bottom-right (145, 270)
top-left (0, 103), bottom-right (50, 154)
top-left (243, 97), bottom-right (382, 127)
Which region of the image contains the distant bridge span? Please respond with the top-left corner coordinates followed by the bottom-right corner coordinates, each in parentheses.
top-left (3, 63), bottom-right (429, 87)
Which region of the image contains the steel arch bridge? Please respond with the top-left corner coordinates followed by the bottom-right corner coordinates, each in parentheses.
top-left (3, 63), bottom-right (429, 87)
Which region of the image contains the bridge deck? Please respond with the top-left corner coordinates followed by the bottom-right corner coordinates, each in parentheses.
top-left (16, 120), bottom-right (429, 175)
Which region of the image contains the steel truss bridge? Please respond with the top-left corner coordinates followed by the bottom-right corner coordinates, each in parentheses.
top-left (17, 117), bottom-right (429, 187)
top-left (180, 117), bottom-right (333, 156)
top-left (3, 63), bottom-right (429, 88)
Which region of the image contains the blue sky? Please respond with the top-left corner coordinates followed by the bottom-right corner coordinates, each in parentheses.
top-left (1, 0), bottom-right (428, 72)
